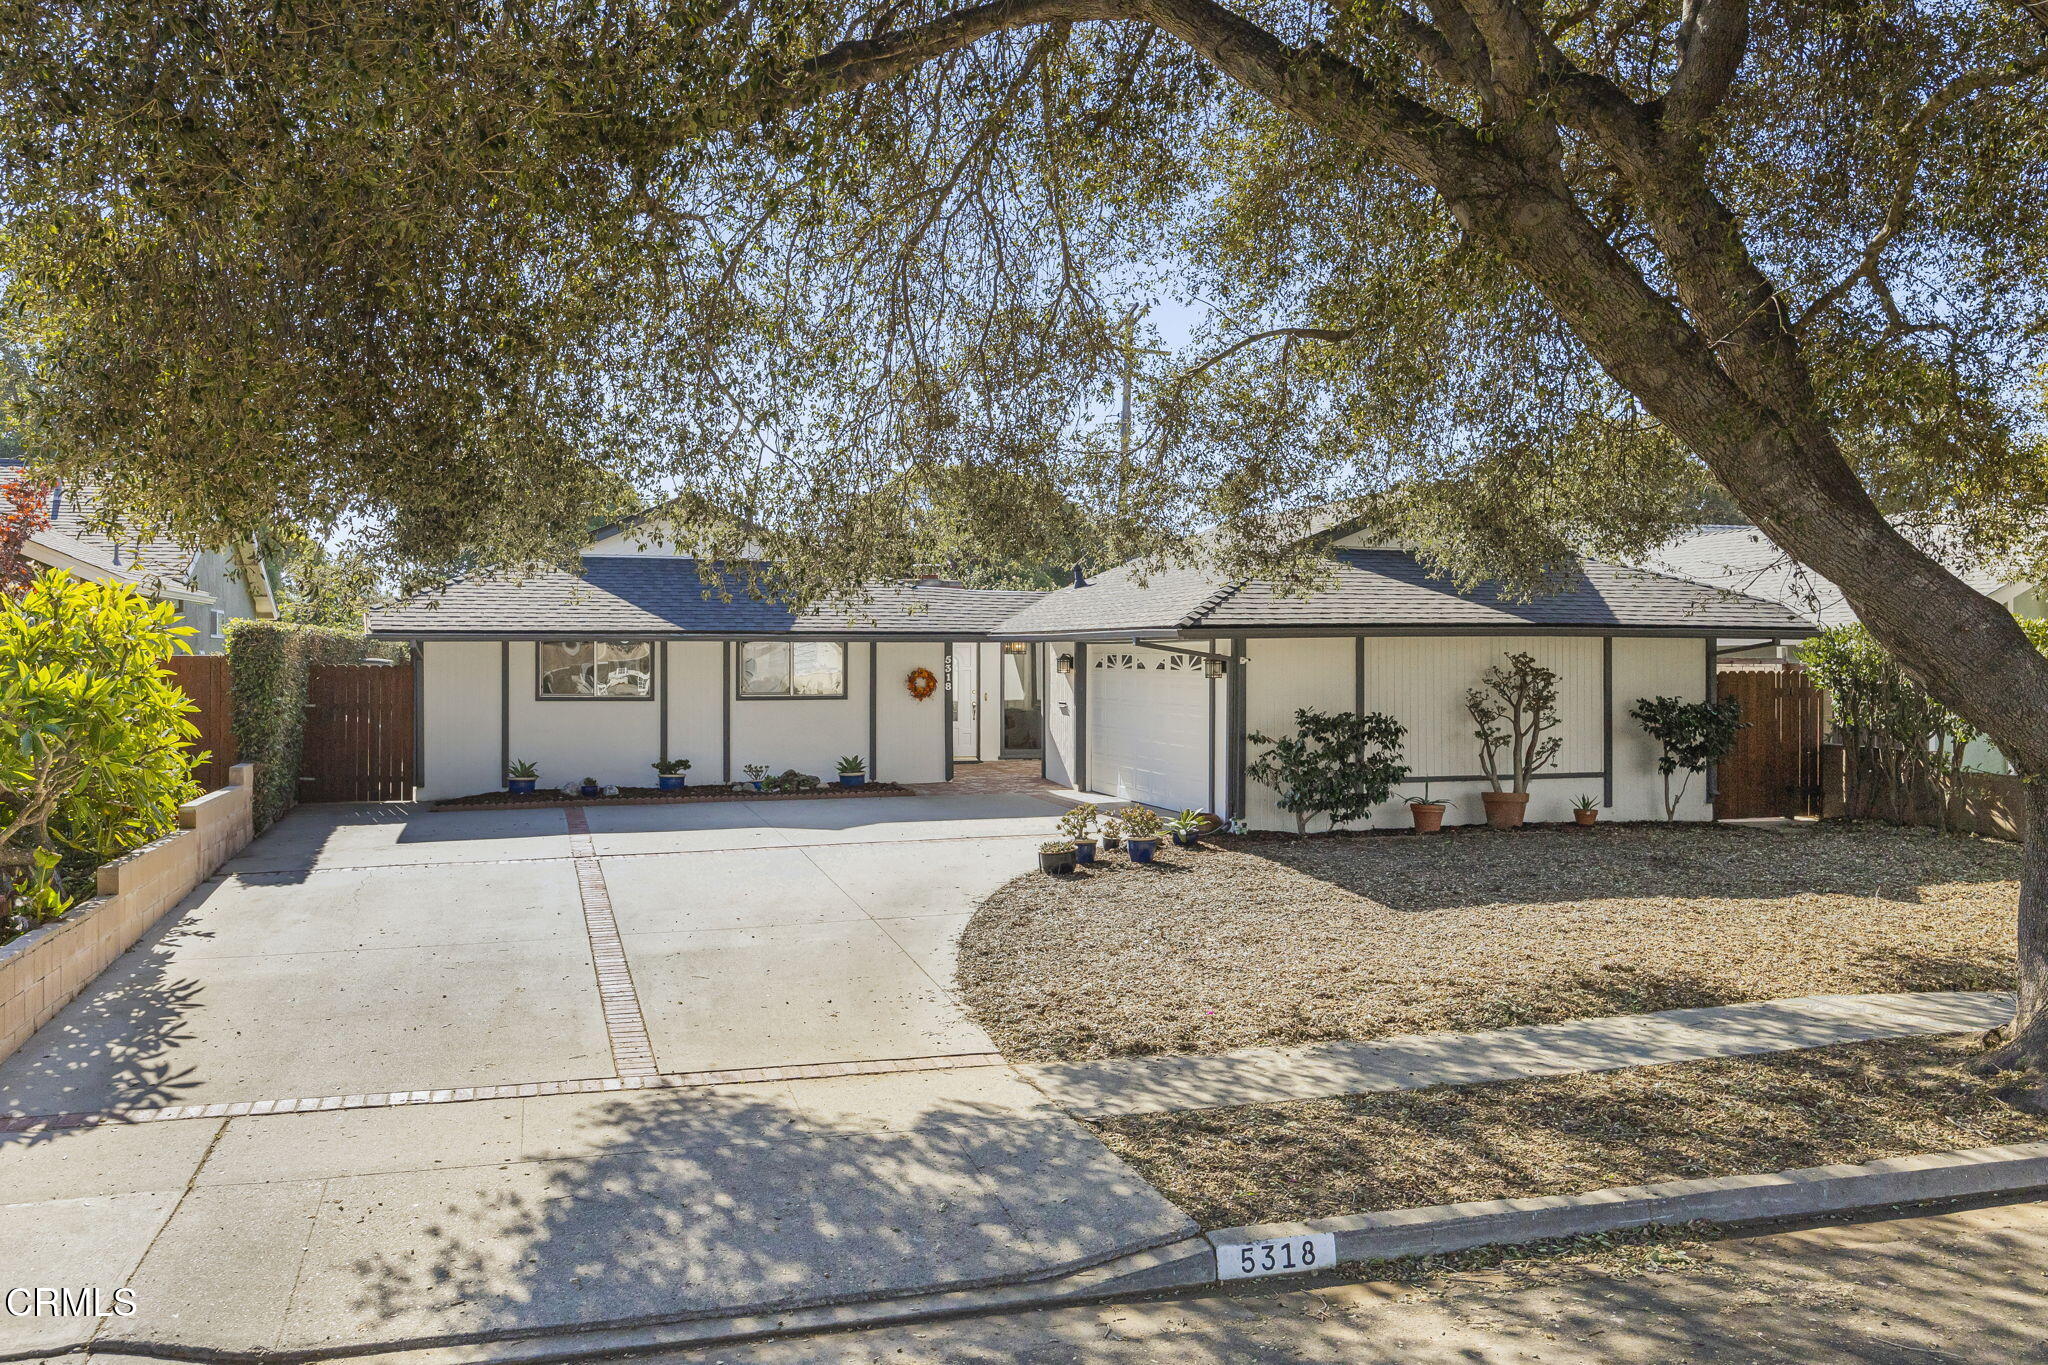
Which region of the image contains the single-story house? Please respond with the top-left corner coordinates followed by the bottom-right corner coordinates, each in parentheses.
top-left (2, 457), bottom-right (278, 651)
top-left (369, 521), bottom-right (1812, 827)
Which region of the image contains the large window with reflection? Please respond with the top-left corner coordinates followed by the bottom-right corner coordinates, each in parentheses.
top-left (536, 641), bottom-right (655, 699)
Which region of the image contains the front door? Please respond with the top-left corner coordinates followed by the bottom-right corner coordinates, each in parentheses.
top-left (952, 646), bottom-right (979, 760)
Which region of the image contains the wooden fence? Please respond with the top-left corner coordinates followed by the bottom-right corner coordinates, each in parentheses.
top-left (163, 653), bottom-right (235, 793)
top-left (1821, 742), bottom-right (2024, 840)
top-left (1715, 664), bottom-right (1825, 819)
top-left (299, 663), bottom-right (417, 802)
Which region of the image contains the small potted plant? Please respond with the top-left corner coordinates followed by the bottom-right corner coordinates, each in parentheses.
top-left (1406, 784), bottom-right (1448, 834)
top-left (1038, 839), bottom-right (1078, 876)
top-left (651, 758), bottom-right (691, 791)
top-left (578, 775), bottom-right (602, 799)
top-left (1057, 804), bottom-right (1099, 863)
top-left (1572, 794), bottom-right (1600, 827)
top-left (1099, 814), bottom-right (1124, 852)
top-left (743, 763), bottom-right (770, 792)
top-left (1120, 805), bottom-right (1165, 863)
top-left (506, 759), bottom-right (539, 795)
top-left (836, 755), bottom-right (868, 788)
top-left (1164, 809), bottom-right (1207, 848)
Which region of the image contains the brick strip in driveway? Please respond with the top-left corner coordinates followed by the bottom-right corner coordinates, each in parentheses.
top-left (565, 806), bottom-right (659, 1078)
top-left (0, 1050), bottom-right (1010, 1131)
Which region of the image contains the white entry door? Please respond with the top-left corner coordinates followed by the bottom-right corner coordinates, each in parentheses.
top-left (952, 646), bottom-right (979, 760)
top-left (1087, 648), bottom-right (1209, 810)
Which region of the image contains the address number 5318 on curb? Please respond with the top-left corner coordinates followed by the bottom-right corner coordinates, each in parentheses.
top-left (1216, 1233), bottom-right (1337, 1281)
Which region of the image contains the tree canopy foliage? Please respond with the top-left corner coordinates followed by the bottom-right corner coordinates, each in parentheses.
top-left (1, 0), bottom-right (2041, 601)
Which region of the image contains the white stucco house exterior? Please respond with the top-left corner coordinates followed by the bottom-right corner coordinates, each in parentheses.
top-left (369, 520), bottom-right (1812, 827)
top-left (3, 458), bottom-right (277, 651)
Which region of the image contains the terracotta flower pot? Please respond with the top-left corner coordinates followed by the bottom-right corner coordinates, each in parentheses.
top-left (1574, 808), bottom-right (1598, 827)
top-left (1409, 802), bottom-right (1446, 834)
top-left (1480, 790), bottom-right (1530, 830)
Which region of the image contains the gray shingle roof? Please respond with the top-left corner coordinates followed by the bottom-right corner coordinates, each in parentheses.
top-left (1643, 524), bottom-right (2009, 630)
top-left (368, 558), bottom-right (1046, 637)
top-left (1, 457), bottom-right (198, 590)
top-left (996, 548), bottom-right (1816, 637)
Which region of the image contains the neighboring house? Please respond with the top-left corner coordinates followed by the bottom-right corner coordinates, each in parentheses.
top-left (1, 458), bottom-right (278, 651)
top-left (1648, 523), bottom-right (2043, 774)
top-left (371, 519), bottom-right (1812, 827)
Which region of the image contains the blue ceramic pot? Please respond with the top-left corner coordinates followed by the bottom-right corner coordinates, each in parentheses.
top-left (657, 774), bottom-right (686, 791)
top-left (839, 773), bottom-right (867, 787)
top-left (1126, 838), bottom-right (1159, 864)
top-left (1073, 839), bottom-right (1096, 864)
top-left (507, 778), bottom-right (536, 795)
top-left (579, 783), bottom-right (601, 799)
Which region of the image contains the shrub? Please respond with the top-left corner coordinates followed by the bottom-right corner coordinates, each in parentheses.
top-left (1465, 651), bottom-right (1562, 793)
top-left (228, 619), bottom-right (374, 830)
top-left (1630, 695), bottom-right (1746, 820)
top-left (1246, 708), bottom-right (1411, 839)
top-left (2, 571), bottom-right (200, 933)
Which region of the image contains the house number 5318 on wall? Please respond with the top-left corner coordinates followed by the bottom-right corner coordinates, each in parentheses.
top-left (1215, 1233), bottom-right (1336, 1281)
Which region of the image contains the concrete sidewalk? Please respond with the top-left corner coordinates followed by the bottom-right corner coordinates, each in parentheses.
top-left (2, 1066), bottom-right (1193, 1358)
top-left (1022, 991), bottom-right (2016, 1117)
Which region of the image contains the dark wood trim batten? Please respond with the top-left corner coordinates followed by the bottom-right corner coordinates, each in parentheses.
top-left (1073, 642), bottom-right (1089, 793)
top-left (868, 641), bottom-right (879, 781)
top-left (1227, 636), bottom-right (1248, 820)
top-left (1601, 635), bottom-right (1614, 808)
top-left (499, 640), bottom-right (510, 786)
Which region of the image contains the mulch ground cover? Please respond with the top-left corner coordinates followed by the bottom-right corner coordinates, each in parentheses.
top-left (1089, 1036), bottom-right (2047, 1229)
top-left (957, 823), bottom-right (2018, 1062)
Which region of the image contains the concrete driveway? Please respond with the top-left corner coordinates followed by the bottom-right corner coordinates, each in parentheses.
top-left (0, 793), bottom-right (1193, 1358)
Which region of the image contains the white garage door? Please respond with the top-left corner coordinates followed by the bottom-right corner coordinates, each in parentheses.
top-left (1087, 649), bottom-right (1210, 810)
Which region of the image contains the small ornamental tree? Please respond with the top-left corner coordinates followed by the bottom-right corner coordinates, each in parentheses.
top-left (1, 571), bottom-right (201, 931)
top-left (1246, 707), bottom-right (1409, 840)
top-left (1630, 696), bottom-right (1746, 821)
top-left (0, 476), bottom-right (52, 597)
top-left (1465, 653), bottom-right (1563, 794)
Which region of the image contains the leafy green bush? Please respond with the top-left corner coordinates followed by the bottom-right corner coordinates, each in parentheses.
top-left (227, 619), bottom-right (373, 830)
top-left (1630, 695), bottom-right (1746, 820)
top-left (2, 571), bottom-right (200, 933)
top-left (1247, 707), bottom-right (1410, 838)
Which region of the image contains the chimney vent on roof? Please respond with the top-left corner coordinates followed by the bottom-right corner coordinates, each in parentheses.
top-left (1071, 564), bottom-right (1089, 589)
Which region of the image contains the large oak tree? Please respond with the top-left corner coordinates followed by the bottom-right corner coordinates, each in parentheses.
top-left (5, 1), bottom-right (2048, 1087)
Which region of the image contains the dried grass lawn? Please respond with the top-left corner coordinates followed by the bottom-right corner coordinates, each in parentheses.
top-left (955, 823), bottom-right (2017, 1063)
top-left (1091, 1036), bottom-right (2047, 1229)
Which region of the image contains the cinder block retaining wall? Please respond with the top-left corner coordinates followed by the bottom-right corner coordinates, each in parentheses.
top-left (0, 763), bottom-right (256, 1067)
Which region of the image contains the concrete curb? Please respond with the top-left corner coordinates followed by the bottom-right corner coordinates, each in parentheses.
top-left (51, 1141), bottom-right (2048, 1365)
top-left (1207, 1139), bottom-right (2048, 1265)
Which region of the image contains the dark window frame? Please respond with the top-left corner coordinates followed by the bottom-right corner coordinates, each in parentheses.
top-left (534, 639), bottom-right (658, 702)
top-left (734, 639), bottom-right (849, 701)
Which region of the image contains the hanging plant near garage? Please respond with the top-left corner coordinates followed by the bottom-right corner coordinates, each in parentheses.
top-left (906, 666), bottom-right (938, 701)
top-left (1246, 708), bottom-right (1410, 840)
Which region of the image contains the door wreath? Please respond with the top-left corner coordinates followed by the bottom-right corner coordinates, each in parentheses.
top-left (906, 666), bottom-right (939, 701)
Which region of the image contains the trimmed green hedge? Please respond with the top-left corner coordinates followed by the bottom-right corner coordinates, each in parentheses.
top-left (227, 620), bottom-right (376, 830)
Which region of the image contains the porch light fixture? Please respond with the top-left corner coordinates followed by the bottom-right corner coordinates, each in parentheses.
top-left (1204, 656), bottom-right (1229, 680)
top-left (1056, 652), bottom-right (1075, 677)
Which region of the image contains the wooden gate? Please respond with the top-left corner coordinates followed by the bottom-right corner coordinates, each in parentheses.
top-left (163, 654), bottom-right (236, 792)
top-left (300, 663), bottom-right (417, 802)
top-left (1715, 664), bottom-right (1825, 819)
